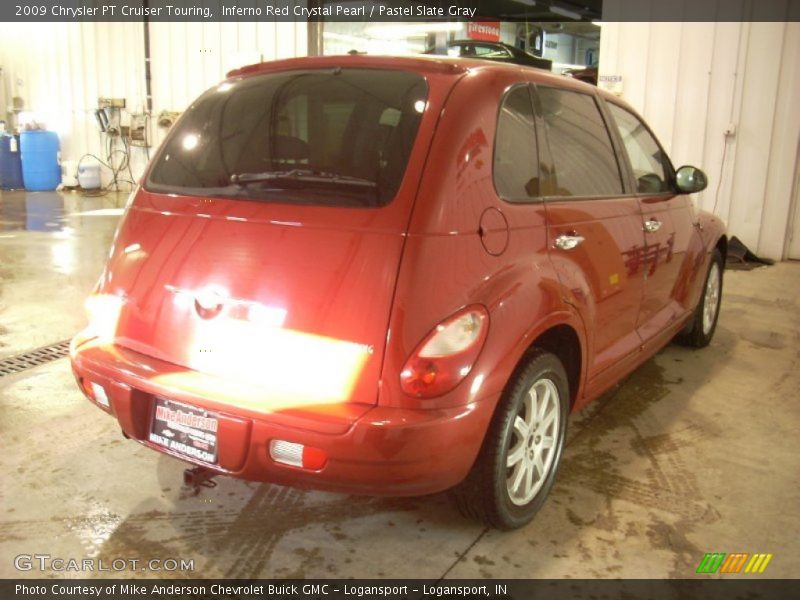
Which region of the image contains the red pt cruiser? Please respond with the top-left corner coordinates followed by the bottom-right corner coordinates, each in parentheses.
top-left (71, 56), bottom-right (725, 529)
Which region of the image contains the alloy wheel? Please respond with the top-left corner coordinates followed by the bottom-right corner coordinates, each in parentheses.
top-left (506, 378), bottom-right (561, 506)
top-left (702, 262), bottom-right (721, 335)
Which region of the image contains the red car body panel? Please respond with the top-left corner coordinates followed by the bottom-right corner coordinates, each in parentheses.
top-left (71, 56), bottom-right (726, 495)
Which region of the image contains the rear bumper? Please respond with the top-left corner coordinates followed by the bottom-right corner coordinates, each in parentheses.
top-left (70, 341), bottom-right (497, 496)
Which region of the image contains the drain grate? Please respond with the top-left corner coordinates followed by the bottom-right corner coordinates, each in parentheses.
top-left (0, 340), bottom-right (71, 377)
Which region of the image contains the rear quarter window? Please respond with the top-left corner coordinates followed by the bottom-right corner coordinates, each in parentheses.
top-left (493, 86), bottom-right (540, 202)
top-left (146, 68), bottom-right (428, 208)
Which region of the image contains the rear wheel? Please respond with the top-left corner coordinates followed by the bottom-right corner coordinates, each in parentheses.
top-left (677, 248), bottom-right (723, 348)
top-left (451, 350), bottom-right (569, 529)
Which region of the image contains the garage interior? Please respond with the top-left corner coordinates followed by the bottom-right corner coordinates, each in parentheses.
top-left (1, 8), bottom-right (799, 581)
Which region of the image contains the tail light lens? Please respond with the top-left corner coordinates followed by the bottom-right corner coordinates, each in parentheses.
top-left (269, 440), bottom-right (328, 471)
top-left (400, 305), bottom-right (489, 398)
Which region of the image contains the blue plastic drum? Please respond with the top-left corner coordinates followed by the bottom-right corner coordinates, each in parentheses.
top-left (20, 130), bottom-right (60, 191)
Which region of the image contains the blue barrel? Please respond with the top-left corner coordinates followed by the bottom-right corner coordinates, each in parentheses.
top-left (20, 130), bottom-right (60, 191)
top-left (0, 134), bottom-right (24, 190)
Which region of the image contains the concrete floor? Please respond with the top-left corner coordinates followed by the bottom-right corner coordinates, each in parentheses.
top-left (1, 189), bottom-right (798, 579)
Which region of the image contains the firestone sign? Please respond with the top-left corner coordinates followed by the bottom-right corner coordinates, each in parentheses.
top-left (467, 21), bottom-right (501, 42)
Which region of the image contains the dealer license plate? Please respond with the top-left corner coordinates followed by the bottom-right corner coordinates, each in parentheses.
top-left (149, 398), bottom-right (218, 464)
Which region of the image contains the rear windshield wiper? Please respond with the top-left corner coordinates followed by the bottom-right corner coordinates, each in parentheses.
top-left (230, 168), bottom-right (376, 188)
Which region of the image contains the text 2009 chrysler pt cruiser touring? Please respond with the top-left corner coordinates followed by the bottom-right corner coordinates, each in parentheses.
top-left (71, 55), bottom-right (725, 529)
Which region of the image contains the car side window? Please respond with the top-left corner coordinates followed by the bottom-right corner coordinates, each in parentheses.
top-left (475, 44), bottom-right (511, 58)
top-left (536, 86), bottom-right (624, 198)
top-left (494, 86), bottom-right (540, 202)
top-left (607, 102), bottom-right (672, 194)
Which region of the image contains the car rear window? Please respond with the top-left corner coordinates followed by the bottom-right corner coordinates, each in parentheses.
top-left (146, 68), bottom-right (428, 207)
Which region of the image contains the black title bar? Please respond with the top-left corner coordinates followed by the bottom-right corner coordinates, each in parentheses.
top-left (3, 0), bottom-right (800, 23)
top-left (2, 579), bottom-right (799, 600)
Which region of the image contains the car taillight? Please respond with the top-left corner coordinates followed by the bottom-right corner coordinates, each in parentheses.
top-left (400, 306), bottom-right (489, 398)
top-left (269, 440), bottom-right (328, 471)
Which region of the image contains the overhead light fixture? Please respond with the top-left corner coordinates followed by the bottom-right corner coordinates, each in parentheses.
top-left (322, 30), bottom-right (421, 55)
top-left (550, 5), bottom-right (582, 20)
top-left (322, 31), bottom-right (367, 45)
top-left (367, 22), bottom-right (463, 38)
top-left (512, 0), bottom-right (537, 6)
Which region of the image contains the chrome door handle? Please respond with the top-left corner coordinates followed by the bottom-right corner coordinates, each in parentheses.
top-left (643, 219), bottom-right (662, 233)
top-left (554, 234), bottom-right (585, 251)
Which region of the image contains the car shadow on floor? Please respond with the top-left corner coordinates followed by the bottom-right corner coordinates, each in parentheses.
top-left (88, 327), bottom-right (737, 578)
top-left (88, 454), bottom-right (476, 577)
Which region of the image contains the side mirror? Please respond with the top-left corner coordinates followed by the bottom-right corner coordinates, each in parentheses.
top-left (675, 165), bottom-right (708, 194)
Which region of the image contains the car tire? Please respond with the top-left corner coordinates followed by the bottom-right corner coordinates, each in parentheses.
top-left (676, 248), bottom-right (723, 348)
top-left (451, 350), bottom-right (569, 530)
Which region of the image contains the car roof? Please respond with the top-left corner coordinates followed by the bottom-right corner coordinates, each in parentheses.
top-left (227, 54), bottom-right (470, 78)
top-left (227, 54), bottom-right (569, 85)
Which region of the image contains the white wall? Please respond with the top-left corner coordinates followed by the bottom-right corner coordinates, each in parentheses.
top-left (0, 21), bottom-right (307, 187)
top-left (0, 23), bottom-right (147, 183)
top-left (148, 21), bottom-right (307, 114)
top-left (599, 20), bottom-right (800, 261)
